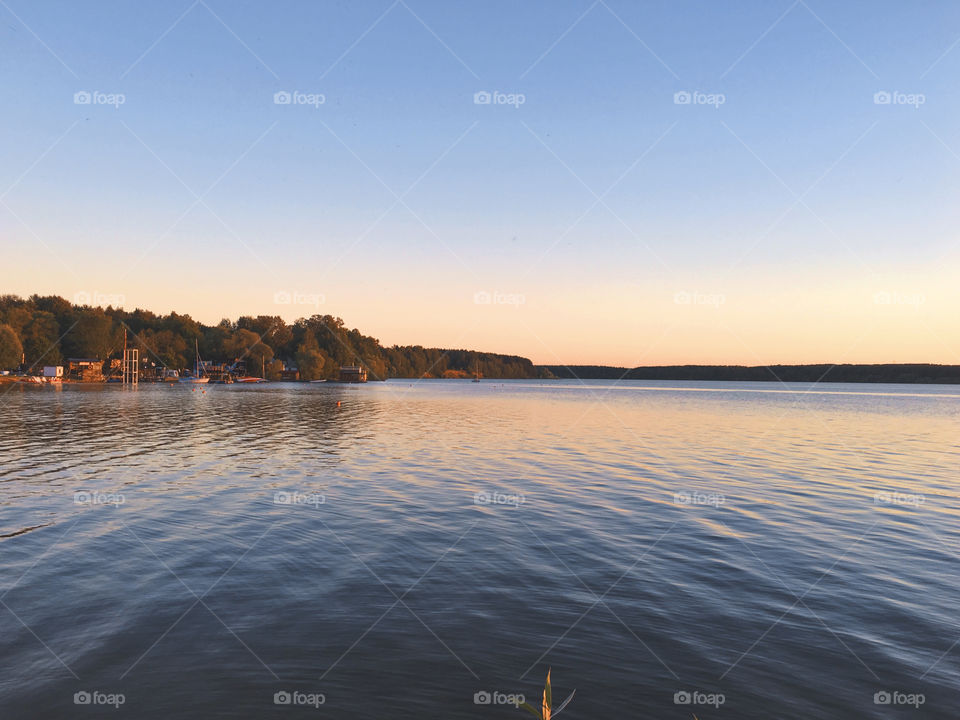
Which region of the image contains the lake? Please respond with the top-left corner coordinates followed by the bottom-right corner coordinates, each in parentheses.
top-left (0, 379), bottom-right (957, 718)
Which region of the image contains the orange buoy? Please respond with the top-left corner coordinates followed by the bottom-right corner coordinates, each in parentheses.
top-left (337, 401), bottom-right (341, 407)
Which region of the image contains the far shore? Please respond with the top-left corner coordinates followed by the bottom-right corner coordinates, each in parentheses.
top-left (5, 363), bottom-right (960, 386)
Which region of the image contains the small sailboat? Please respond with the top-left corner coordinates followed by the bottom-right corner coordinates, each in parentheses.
top-left (472, 359), bottom-right (481, 382)
top-left (180, 340), bottom-right (210, 384)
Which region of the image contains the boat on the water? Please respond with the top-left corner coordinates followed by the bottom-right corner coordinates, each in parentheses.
top-left (179, 340), bottom-right (210, 384)
top-left (179, 375), bottom-right (209, 384)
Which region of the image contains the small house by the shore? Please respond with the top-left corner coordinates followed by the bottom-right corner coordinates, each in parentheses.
top-left (66, 358), bottom-right (103, 382)
top-left (338, 365), bottom-right (367, 383)
top-left (280, 363), bottom-right (300, 382)
top-left (203, 362), bottom-right (233, 383)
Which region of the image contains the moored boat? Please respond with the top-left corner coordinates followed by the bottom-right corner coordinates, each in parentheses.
top-left (179, 340), bottom-right (210, 384)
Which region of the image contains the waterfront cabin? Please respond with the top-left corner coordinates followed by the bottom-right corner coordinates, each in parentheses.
top-left (203, 362), bottom-right (234, 383)
top-left (42, 366), bottom-right (64, 378)
top-left (66, 358), bottom-right (104, 382)
top-left (338, 365), bottom-right (367, 383)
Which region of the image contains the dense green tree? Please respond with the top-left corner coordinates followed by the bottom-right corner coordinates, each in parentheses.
top-left (21, 312), bottom-right (62, 367)
top-left (294, 333), bottom-right (330, 381)
top-left (2, 307), bottom-right (32, 336)
top-left (63, 309), bottom-right (116, 359)
top-left (136, 329), bottom-right (188, 370)
top-left (0, 324), bottom-right (23, 370)
top-left (265, 358), bottom-right (285, 381)
top-left (237, 315), bottom-right (293, 355)
top-left (201, 319), bottom-right (233, 361)
top-left (31, 294), bottom-right (73, 320)
top-left (226, 328), bottom-right (273, 374)
top-left (0, 295), bottom-right (24, 313)
top-left (163, 312), bottom-right (202, 341)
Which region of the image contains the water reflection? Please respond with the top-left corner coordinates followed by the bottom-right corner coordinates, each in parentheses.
top-left (0, 380), bottom-right (957, 718)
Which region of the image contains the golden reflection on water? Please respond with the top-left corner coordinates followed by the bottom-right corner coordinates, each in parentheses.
top-left (0, 380), bottom-right (957, 718)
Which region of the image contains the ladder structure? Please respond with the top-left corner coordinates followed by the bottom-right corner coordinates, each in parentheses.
top-left (121, 330), bottom-right (139, 385)
top-left (122, 348), bottom-right (139, 385)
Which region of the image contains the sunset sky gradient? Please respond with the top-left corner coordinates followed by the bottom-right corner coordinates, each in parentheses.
top-left (2, 0), bottom-right (958, 365)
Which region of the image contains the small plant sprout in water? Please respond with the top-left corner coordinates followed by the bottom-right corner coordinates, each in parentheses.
top-left (518, 669), bottom-right (575, 719)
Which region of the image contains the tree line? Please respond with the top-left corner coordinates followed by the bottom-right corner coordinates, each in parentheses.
top-left (0, 295), bottom-right (539, 381)
top-left (541, 364), bottom-right (960, 384)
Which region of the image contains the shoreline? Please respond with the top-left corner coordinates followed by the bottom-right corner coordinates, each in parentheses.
top-left (5, 374), bottom-right (960, 387)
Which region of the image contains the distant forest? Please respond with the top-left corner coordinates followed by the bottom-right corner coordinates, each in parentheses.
top-left (0, 295), bottom-right (538, 380)
top-left (541, 364), bottom-right (960, 384)
top-left (3, 295), bottom-right (957, 384)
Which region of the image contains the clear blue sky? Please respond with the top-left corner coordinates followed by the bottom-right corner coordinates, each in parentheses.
top-left (2, 1), bottom-right (959, 364)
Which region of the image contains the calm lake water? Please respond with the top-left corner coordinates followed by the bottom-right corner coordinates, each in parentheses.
top-left (0, 379), bottom-right (957, 718)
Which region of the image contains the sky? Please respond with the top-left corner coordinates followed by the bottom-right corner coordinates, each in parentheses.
top-left (1, 0), bottom-right (959, 366)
